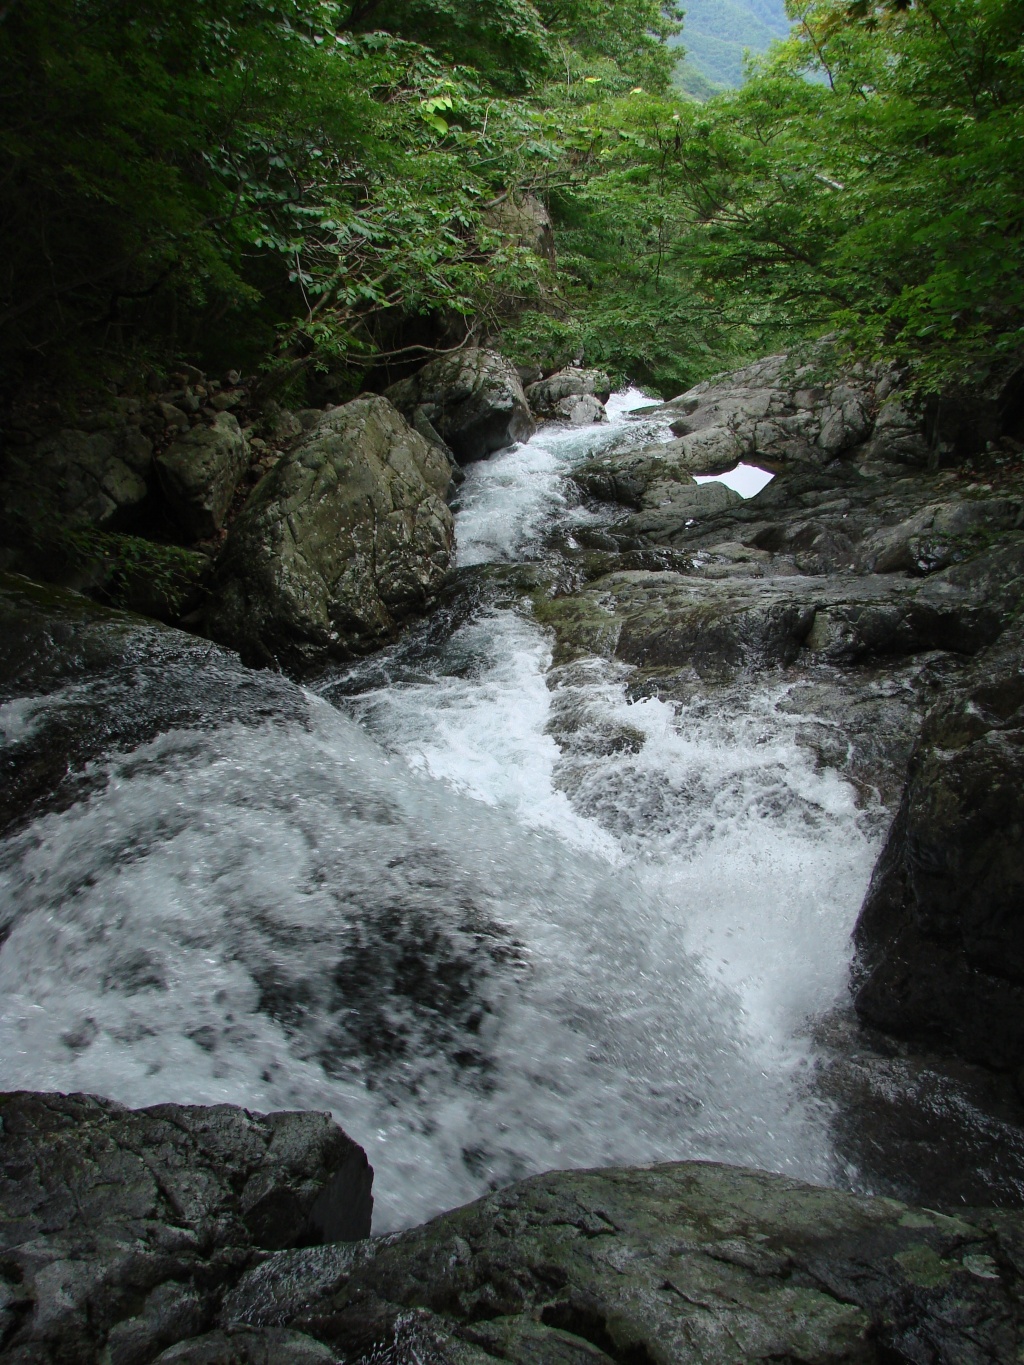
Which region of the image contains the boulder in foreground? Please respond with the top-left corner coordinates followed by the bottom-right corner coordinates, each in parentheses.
top-left (227, 1160), bottom-right (1024, 1363)
top-left (854, 620), bottom-right (1024, 1071)
top-left (385, 348), bottom-right (534, 463)
top-left (206, 395), bottom-right (454, 672)
top-left (0, 1091), bottom-right (371, 1365)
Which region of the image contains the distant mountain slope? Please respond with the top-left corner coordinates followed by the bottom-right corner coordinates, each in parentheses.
top-left (671, 0), bottom-right (791, 92)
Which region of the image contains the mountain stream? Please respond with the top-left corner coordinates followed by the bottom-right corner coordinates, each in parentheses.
top-left (0, 394), bottom-right (902, 1229)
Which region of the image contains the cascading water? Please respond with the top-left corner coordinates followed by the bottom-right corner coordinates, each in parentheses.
top-left (0, 393), bottom-right (880, 1231)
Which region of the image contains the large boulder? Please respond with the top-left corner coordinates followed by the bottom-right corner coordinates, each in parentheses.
top-left (657, 353), bottom-right (916, 469)
top-left (385, 348), bottom-right (534, 463)
top-left (155, 411), bottom-right (250, 539)
top-left (206, 395), bottom-right (454, 671)
top-left (526, 367), bottom-right (611, 419)
top-left (853, 623), bottom-right (1024, 1072)
top-left (2, 421), bottom-right (153, 532)
top-left (575, 445), bottom-right (743, 529)
top-left (0, 1091), bottom-right (371, 1365)
top-left (224, 1161), bottom-right (1024, 1364)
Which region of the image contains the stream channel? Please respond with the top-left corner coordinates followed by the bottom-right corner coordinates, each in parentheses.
top-left (2, 393), bottom-right (1019, 1230)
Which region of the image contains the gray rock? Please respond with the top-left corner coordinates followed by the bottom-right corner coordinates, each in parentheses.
top-left (386, 349), bottom-right (534, 463)
top-left (157, 401), bottom-right (191, 431)
top-left (862, 496), bottom-right (1023, 574)
top-left (526, 368), bottom-right (612, 416)
top-left (155, 412), bottom-right (250, 539)
top-left (552, 393), bottom-right (606, 426)
top-left (654, 352), bottom-right (905, 469)
top-left (854, 620), bottom-right (1024, 1071)
top-left (575, 445), bottom-right (743, 534)
top-left (260, 1162), bottom-right (1024, 1364)
top-left (9, 426), bottom-right (153, 530)
top-left (153, 1327), bottom-right (341, 1363)
top-left (0, 1091), bottom-right (372, 1364)
top-left (547, 564), bottom-right (1001, 676)
top-left (205, 396), bottom-right (454, 671)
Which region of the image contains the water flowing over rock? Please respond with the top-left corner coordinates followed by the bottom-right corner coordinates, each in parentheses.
top-left (0, 572), bottom-right (305, 836)
top-left (385, 348), bottom-right (534, 464)
top-left (0, 1091), bottom-right (371, 1365)
top-left (205, 396), bottom-right (454, 671)
top-left (155, 411), bottom-right (249, 539)
top-left (6, 369), bottom-right (1024, 1360)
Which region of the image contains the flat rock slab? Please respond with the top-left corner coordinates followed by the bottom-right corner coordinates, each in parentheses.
top-left (534, 566), bottom-right (1005, 678)
top-left (225, 1161), bottom-right (1024, 1363)
top-left (0, 1091), bottom-right (371, 1364)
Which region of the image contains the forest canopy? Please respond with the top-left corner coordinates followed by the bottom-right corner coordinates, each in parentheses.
top-left (0, 0), bottom-right (1020, 397)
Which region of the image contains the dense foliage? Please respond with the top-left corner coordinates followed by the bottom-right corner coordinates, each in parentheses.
top-left (0, 0), bottom-right (681, 391)
top-left (529, 0), bottom-right (1024, 393)
top-left (0, 0), bottom-right (1021, 398)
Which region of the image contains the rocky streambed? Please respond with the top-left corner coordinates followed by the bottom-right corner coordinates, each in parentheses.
top-left (3, 349), bottom-right (1024, 1360)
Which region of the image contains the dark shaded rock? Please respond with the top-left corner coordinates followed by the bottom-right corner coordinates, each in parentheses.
top-left (155, 413), bottom-right (250, 539)
top-left (0, 572), bottom-right (303, 837)
top-left (153, 1328), bottom-right (341, 1362)
top-left (813, 1007), bottom-right (1024, 1211)
top-left (229, 1162), bottom-right (1024, 1364)
top-left (853, 622), bottom-right (1024, 1071)
top-left (1, 422), bottom-right (153, 532)
top-left (0, 1091), bottom-right (371, 1364)
top-left (534, 568), bottom-right (1003, 680)
top-left (205, 396), bottom-right (454, 672)
top-left (385, 349), bottom-right (534, 464)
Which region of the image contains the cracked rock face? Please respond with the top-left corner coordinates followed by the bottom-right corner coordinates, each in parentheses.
top-left (155, 412), bottom-right (250, 540)
top-left (205, 395), bottom-right (455, 672)
top-left (385, 349), bottom-right (534, 465)
top-left (222, 1161), bottom-right (1024, 1364)
top-left (0, 1091), bottom-right (372, 1365)
top-left (853, 620), bottom-right (1024, 1071)
top-left (526, 369), bottom-right (612, 420)
top-left (654, 353), bottom-right (889, 470)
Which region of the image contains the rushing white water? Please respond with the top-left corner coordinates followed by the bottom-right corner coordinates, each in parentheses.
top-left (0, 394), bottom-right (875, 1231)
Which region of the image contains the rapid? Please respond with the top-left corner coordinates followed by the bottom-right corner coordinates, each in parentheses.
top-left (0, 393), bottom-right (880, 1231)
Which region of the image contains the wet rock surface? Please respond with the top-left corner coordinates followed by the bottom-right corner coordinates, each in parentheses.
top-left (853, 621), bottom-right (1024, 1071)
top-left (385, 349), bottom-right (534, 464)
top-left (546, 356), bottom-right (1024, 815)
top-left (0, 1091), bottom-right (371, 1365)
top-left (222, 1161), bottom-right (1024, 1364)
top-left (0, 573), bottom-right (303, 837)
top-left (206, 395), bottom-right (454, 671)
top-left (547, 357), bottom-right (1024, 1080)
